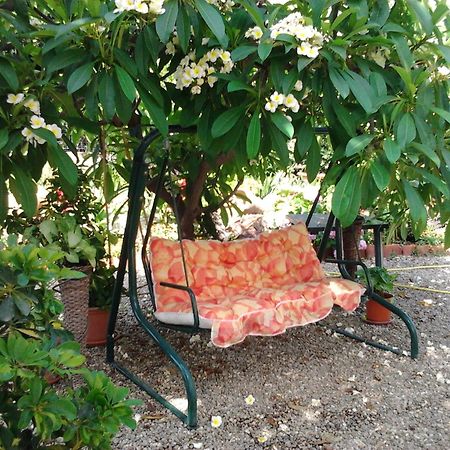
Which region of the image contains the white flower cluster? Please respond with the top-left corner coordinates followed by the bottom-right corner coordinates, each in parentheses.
top-left (114, 0), bottom-right (165, 15)
top-left (245, 12), bottom-right (324, 60)
top-left (264, 81), bottom-right (302, 114)
top-left (206, 0), bottom-right (235, 12)
top-left (7, 93), bottom-right (62, 146)
top-left (174, 49), bottom-right (233, 95)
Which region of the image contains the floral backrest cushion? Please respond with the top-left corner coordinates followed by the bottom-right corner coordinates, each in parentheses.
top-left (150, 223), bottom-right (324, 309)
top-left (258, 222), bottom-right (325, 287)
top-left (149, 238), bottom-right (192, 310)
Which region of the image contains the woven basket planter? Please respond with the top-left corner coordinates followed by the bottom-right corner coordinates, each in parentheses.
top-left (60, 266), bottom-right (92, 347)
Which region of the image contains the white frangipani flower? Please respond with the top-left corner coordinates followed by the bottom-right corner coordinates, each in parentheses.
top-left (7, 93), bottom-right (24, 104)
top-left (211, 415), bottom-right (222, 428)
top-left (30, 115), bottom-right (46, 129)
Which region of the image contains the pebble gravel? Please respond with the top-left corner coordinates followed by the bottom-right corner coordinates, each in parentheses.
top-left (84, 255), bottom-right (450, 450)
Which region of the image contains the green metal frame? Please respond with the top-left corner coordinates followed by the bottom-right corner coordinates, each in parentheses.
top-left (107, 128), bottom-right (419, 429)
top-left (107, 128), bottom-right (198, 428)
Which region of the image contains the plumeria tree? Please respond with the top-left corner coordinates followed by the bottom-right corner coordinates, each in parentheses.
top-left (0, 0), bottom-right (449, 242)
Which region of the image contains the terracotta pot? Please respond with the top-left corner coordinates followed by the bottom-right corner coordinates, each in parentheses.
top-left (384, 244), bottom-right (402, 257)
top-left (430, 245), bottom-right (445, 255)
top-left (359, 248), bottom-right (367, 259)
top-left (401, 244), bottom-right (416, 256)
top-left (415, 245), bottom-right (431, 255)
top-left (87, 307), bottom-right (110, 346)
top-left (366, 244), bottom-right (375, 258)
top-left (364, 293), bottom-right (393, 325)
top-left (44, 371), bottom-right (61, 385)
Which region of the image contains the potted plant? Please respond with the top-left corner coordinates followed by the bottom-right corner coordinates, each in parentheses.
top-left (356, 266), bottom-right (397, 325)
top-left (33, 215), bottom-right (100, 345)
top-left (87, 263), bottom-right (117, 346)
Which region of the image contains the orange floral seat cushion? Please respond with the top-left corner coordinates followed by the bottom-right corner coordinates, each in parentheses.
top-left (149, 223), bottom-right (364, 347)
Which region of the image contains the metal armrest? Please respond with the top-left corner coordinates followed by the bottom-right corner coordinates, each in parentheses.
top-left (159, 282), bottom-right (200, 329)
top-left (324, 258), bottom-right (373, 292)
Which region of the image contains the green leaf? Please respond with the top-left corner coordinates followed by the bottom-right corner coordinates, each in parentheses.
top-left (329, 67), bottom-right (349, 98)
top-left (47, 143), bottom-right (79, 188)
top-left (246, 111), bottom-right (261, 159)
top-left (0, 60), bottom-right (19, 90)
top-left (156, 0), bottom-right (178, 43)
top-left (227, 80), bottom-right (255, 93)
top-left (236, 0), bottom-right (265, 29)
top-left (10, 166), bottom-right (37, 217)
top-left (295, 122), bottom-right (314, 158)
top-left (195, 0), bottom-right (228, 48)
top-left (345, 134), bottom-right (374, 157)
top-left (231, 45), bottom-right (257, 62)
top-left (136, 84), bottom-right (168, 136)
top-left (211, 106), bottom-right (245, 138)
top-left (383, 138), bottom-right (401, 163)
top-left (267, 123), bottom-right (289, 167)
top-left (344, 70), bottom-right (375, 113)
top-left (396, 112), bottom-right (416, 148)
top-left (308, 0), bottom-right (326, 27)
top-left (306, 137), bottom-right (321, 183)
top-left (270, 112), bottom-right (294, 138)
top-left (98, 72), bottom-right (116, 121)
top-left (331, 166), bottom-right (361, 227)
top-left (407, 0), bottom-right (433, 34)
top-left (0, 129), bottom-right (8, 151)
top-left (0, 175), bottom-right (8, 222)
top-left (0, 297), bottom-right (15, 322)
top-left (67, 62), bottom-right (95, 94)
top-left (258, 41), bottom-right (273, 61)
top-left (115, 65), bottom-right (136, 102)
top-left (431, 106), bottom-right (450, 124)
top-left (371, 158), bottom-right (390, 191)
top-left (46, 48), bottom-right (85, 73)
top-left (176, 6), bottom-right (191, 54)
top-left (410, 142), bottom-right (440, 167)
top-left (391, 35), bottom-right (414, 68)
top-left (402, 180), bottom-right (427, 235)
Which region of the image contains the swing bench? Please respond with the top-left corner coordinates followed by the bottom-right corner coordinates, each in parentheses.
top-left (107, 127), bottom-right (419, 428)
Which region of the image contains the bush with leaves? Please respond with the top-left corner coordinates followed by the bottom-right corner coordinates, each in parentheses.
top-left (0, 239), bottom-right (140, 449)
top-left (0, 0), bottom-right (449, 243)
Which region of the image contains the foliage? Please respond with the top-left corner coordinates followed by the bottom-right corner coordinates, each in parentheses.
top-left (0, 0), bottom-right (449, 242)
top-left (0, 239), bottom-right (140, 449)
top-left (89, 263), bottom-right (116, 309)
top-left (0, 237), bottom-right (82, 332)
top-left (356, 265), bottom-right (397, 294)
top-left (0, 333), bottom-right (139, 450)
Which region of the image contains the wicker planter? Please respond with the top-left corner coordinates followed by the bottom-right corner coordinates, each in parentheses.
top-left (87, 307), bottom-right (110, 346)
top-left (60, 266), bottom-right (92, 347)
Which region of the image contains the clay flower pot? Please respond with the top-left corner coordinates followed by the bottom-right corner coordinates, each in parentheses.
top-left (401, 244), bottom-right (416, 256)
top-left (364, 293), bottom-right (393, 325)
top-left (384, 244), bottom-right (402, 257)
top-left (86, 307), bottom-right (110, 346)
top-left (366, 244), bottom-right (375, 258)
top-left (415, 245), bottom-right (431, 255)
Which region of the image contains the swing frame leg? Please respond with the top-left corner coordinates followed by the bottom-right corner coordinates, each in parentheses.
top-left (326, 258), bottom-right (419, 359)
top-left (106, 128), bottom-right (198, 428)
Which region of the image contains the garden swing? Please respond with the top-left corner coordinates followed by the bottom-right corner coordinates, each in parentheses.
top-left (107, 127), bottom-right (419, 428)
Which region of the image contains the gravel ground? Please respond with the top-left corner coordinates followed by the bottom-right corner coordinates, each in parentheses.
top-left (85, 255), bottom-right (450, 450)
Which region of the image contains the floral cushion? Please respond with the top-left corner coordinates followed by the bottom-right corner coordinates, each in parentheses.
top-left (149, 223), bottom-right (364, 347)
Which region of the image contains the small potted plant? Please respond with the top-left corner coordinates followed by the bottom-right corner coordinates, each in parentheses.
top-left (87, 263), bottom-right (116, 346)
top-left (356, 266), bottom-right (397, 325)
top-left (33, 215), bottom-right (100, 345)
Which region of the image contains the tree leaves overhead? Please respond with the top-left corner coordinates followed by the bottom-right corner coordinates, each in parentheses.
top-left (332, 167), bottom-right (361, 228)
top-left (156, 0), bottom-right (178, 43)
top-left (194, 0), bottom-right (228, 48)
top-left (67, 62), bottom-right (95, 94)
top-left (246, 111), bottom-right (261, 159)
